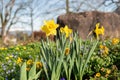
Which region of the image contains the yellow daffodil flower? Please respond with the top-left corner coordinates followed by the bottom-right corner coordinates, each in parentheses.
top-left (27, 59), bottom-right (33, 65)
top-left (94, 23), bottom-right (105, 39)
top-left (36, 62), bottom-right (43, 69)
top-left (99, 44), bottom-right (104, 49)
top-left (106, 69), bottom-right (111, 74)
top-left (112, 38), bottom-right (119, 45)
top-left (26, 67), bottom-right (30, 71)
top-left (41, 20), bottom-right (59, 36)
top-left (60, 25), bottom-right (72, 38)
top-left (95, 72), bottom-right (101, 77)
top-left (65, 48), bottom-right (70, 55)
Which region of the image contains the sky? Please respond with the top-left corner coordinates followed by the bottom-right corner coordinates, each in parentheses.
top-left (9, 0), bottom-right (118, 32)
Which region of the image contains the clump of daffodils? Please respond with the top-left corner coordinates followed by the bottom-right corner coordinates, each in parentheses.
top-left (94, 23), bottom-right (105, 39)
top-left (41, 20), bottom-right (72, 38)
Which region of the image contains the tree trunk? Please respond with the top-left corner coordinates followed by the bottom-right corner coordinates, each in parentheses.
top-left (30, 9), bottom-right (34, 41)
top-left (1, 24), bottom-right (6, 40)
top-left (31, 21), bottom-right (34, 41)
top-left (66, 0), bottom-right (69, 13)
top-left (6, 23), bottom-right (12, 36)
top-left (6, 26), bottom-right (11, 36)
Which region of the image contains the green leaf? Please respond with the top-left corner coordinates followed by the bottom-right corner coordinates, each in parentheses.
top-left (20, 62), bottom-right (27, 80)
top-left (51, 64), bottom-right (56, 80)
top-left (63, 61), bottom-right (68, 77)
top-left (42, 62), bottom-right (49, 80)
top-left (28, 62), bottom-right (36, 80)
top-left (82, 41), bottom-right (98, 75)
top-left (34, 69), bottom-right (42, 79)
top-left (56, 61), bottom-right (62, 79)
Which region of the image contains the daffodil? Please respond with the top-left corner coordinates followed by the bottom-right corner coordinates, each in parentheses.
top-left (27, 59), bottom-right (33, 65)
top-left (36, 62), bottom-right (42, 69)
top-left (41, 20), bottom-right (59, 36)
top-left (65, 48), bottom-right (70, 55)
top-left (106, 69), bottom-right (111, 74)
top-left (112, 38), bottom-right (119, 45)
top-left (60, 25), bottom-right (72, 38)
top-left (99, 44), bottom-right (104, 49)
top-left (26, 67), bottom-right (30, 71)
top-left (95, 72), bottom-right (101, 77)
top-left (94, 23), bottom-right (105, 39)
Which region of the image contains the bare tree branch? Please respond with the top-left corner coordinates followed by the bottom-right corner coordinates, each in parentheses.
top-left (0, 0), bottom-right (30, 38)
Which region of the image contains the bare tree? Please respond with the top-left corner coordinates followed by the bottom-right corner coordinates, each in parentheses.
top-left (0, 0), bottom-right (29, 39)
top-left (25, 0), bottom-right (48, 40)
top-left (40, 0), bottom-right (106, 15)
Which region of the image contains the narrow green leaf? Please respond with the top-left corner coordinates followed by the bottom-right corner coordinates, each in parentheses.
top-left (63, 61), bottom-right (68, 77)
top-left (34, 69), bottom-right (42, 79)
top-left (51, 64), bottom-right (56, 80)
top-left (82, 41), bottom-right (98, 75)
top-left (28, 62), bottom-right (36, 80)
top-left (20, 62), bottom-right (27, 80)
top-left (42, 62), bottom-right (49, 80)
top-left (56, 61), bottom-right (62, 79)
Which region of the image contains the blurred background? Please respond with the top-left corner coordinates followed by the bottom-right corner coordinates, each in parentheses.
top-left (0, 0), bottom-right (120, 46)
